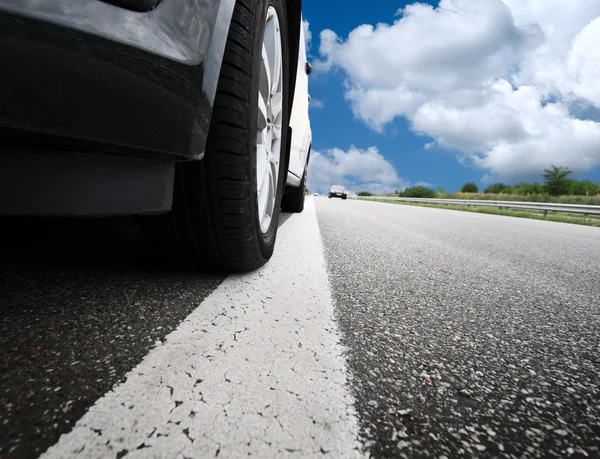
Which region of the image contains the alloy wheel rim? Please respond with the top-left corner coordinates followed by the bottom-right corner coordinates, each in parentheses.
top-left (256, 6), bottom-right (283, 234)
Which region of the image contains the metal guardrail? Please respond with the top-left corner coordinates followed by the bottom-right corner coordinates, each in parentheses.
top-left (359, 197), bottom-right (600, 216)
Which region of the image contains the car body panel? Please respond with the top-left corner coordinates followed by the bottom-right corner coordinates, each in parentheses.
top-left (0, 0), bottom-right (305, 216)
top-left (0, 0), bottom-right (228, 66)
top-left (0, 0), bottom-right (302, 163)
top-left (287, 15), bottom-right (312, 187)
top-left (101, 0), bottom-right (162, 12)
top-left (0, 0), bottom-right (237, 160)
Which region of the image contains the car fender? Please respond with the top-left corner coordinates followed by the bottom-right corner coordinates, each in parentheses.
top-left (287, 10), bottom-right (311, 186)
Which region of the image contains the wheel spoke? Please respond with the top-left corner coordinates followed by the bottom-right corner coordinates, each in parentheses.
top-left (256, 142), bottom-right (268, 193)
top-left (269, 162), bottom-right (276, 198)
top-left (261, 214), bottom-right (272, 233)
top-left (257, 162), bottom-right (269, 221)
top-left (267, 147), bottom-right (278, 166)
top-left (260, 44), bottom-right (272, 108)
top-left (257, 95), bottom-right (268, 131)
top-left (271, 119), bottom-right (282, 140)
top-left (265, 162), bottom-right (276, 224)
top-left (270, 23), bottom-right (282, 95)
top-left (270, 93), bottom-right (283, 130)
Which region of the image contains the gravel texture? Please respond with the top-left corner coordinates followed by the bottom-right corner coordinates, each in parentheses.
top-left (0, 217), bottom-right (224, 459)
top-left (316, 198), bottom-right (600, 459)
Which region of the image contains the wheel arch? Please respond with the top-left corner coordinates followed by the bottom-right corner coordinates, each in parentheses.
top-left (285, 0), bottom-right (303, 121)
top-left (205, 0), bottom-right (301, 117)
top-left (202, 0), bottom-right (301, 160)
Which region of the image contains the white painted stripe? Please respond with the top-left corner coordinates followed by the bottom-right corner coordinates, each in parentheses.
top-left (42, 197), bottom-right (363, 459)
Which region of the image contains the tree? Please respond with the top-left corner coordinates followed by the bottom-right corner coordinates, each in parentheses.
top-left (543, 165), bottom-right (572, 196)
top-left (460, 182), bottom-right (479, 193)
top-left (358, 191), bottom-right (373, 197)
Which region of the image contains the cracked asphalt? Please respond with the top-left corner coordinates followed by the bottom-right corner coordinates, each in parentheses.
top-left (0, 217), bottom-right (225, 459)
top-left (315, 198), bottom-right (600, 458)
top-left (1, 198), bottom-right (599, 459)
top-left (40, 198), bottom-right (361, 459)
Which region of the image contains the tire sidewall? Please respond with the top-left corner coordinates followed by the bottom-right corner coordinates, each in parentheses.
top-left (248, 0), bottom-right (290, 255)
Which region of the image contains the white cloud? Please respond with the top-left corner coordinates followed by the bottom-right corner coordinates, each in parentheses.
top-left (310, 98), bottom-right (324, 109)
top-left (413, 181), bottom-right (435, 188)
top-left (566, 17), bottom-right (600, 107)
top-left (307, 146), bottom-right (408, 194)
top-left (424, 142), bottom-right (436, 150)
top-left (315, 0), bottom-right (600, 180)
top-left (302, 19), bottom-right (312, 51)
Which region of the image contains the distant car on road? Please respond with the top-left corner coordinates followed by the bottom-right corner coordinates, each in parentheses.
top-left (329, 186), bottom-right (348, 200)
top-left (0, 0), bottom-right (309, 273)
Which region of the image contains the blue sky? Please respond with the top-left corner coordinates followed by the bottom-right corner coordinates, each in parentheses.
top-left (302, 0), bottom-right (600, 194)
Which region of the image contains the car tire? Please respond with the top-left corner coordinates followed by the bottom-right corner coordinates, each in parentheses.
top-left (140, 0), bottom-right (290, 272)
top-left (281, 151), bottom-right (309, 213)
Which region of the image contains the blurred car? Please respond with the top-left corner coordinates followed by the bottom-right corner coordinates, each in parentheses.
top-left (313, 193), bottom-right (319, 196)
top-left (329, 185), bottom-right (348, 200)
top-left (0, 0), bottom-right (308, 273)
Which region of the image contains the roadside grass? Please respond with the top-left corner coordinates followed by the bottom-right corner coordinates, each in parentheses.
top-left (442, 192), bottom-right (600, 205)
top-left (360, 198), bottom-right (600, 228)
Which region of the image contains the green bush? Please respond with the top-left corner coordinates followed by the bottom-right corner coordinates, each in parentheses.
top-left (478, 167), bottom-right (598, 198)
top-left (444, 192), bottom-right (600, 205)
top-left (460, 182), bottom-right (479, 193)
top-left (483, 183), bottom-right (511, 194)
top-left (568, 179), bottom-right (599, 196)
top-left (514, 182), bottom-right (544, 195)
top-left (358, 191), bottom-right (373, 197)
top-left (400, 186), bottom-right (437, 198)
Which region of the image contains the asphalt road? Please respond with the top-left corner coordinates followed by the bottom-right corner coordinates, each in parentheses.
top-left (1, 198), bottom-right (599, 458)
top-left (0, 217), bottom-right (225, 459)
top-left (316, 198), bottom-right (600, 458)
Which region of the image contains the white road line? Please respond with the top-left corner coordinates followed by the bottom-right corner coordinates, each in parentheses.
top-left (42, 198), bottom-right (363, 459)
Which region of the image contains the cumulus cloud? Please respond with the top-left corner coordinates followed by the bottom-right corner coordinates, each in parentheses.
top-left (413, 181), bottom-right (435, 188)
top-left (310, 98), bottom-right (325, 109)
top-left (307, 146), bottom-right (408, 194)
top-left (315, 0), bottom-right (600, 180)
top-left (302, 19), bottom-right (312, 50)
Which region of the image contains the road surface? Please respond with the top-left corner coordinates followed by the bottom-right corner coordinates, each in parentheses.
top-left (1, 198), bottom-right (599, 458)
top-left (315, 198), bottom-right (600, 458)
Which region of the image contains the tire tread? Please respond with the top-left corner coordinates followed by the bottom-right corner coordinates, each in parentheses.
top-left (141, 0), bottom-right (290, 272)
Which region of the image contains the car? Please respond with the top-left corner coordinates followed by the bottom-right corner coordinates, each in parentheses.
top-left (313, 193), bottom-right (319, 196)
top-left (329, 185), bottom-right (348, 200)
top-left (0, 0), bottom-right (310, 273)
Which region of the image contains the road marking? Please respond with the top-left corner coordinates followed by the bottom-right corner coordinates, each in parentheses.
top-left (42, 198), bottom-right (362, 459)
